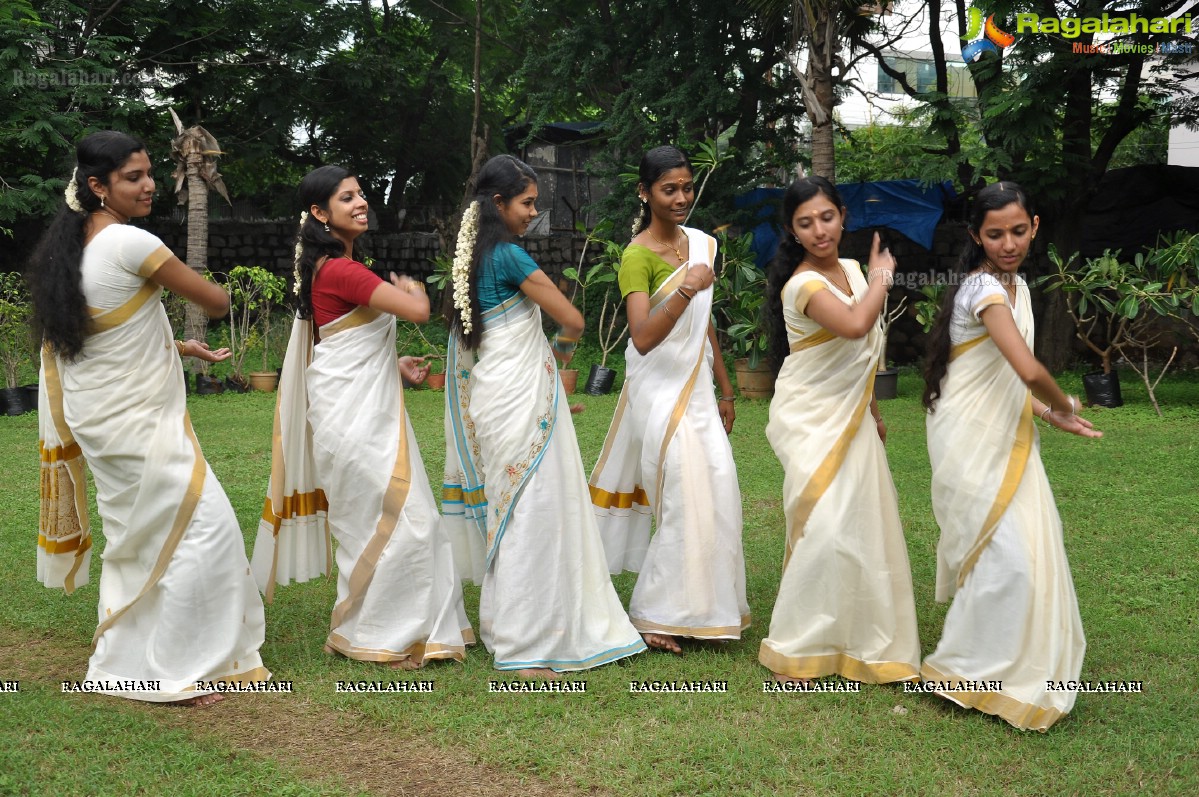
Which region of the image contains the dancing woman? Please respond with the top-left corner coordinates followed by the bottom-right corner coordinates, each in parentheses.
top-left (758, 176), bottom-right (920, 684)
top-left (588, 145), bottom-right (749, 653)
top-left (441, 154), bottom-right (644, 676)
top-left (252, 165), bottom-right (470, 668)
top-left (922, 182), bottom-right (1098, 730)
top-left (30, 131), bottom-right (268, 704)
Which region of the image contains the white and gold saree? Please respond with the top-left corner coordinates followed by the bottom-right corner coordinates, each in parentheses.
top-left (252, 309), bottom-right (470, 665)
top-left (588, 228), bottom-right (750, 640)
top-left (923, 274), bottom-right (1085, 731)
top-left (758, 260), bottom-right (920, 683)
top-left (442, 292), bottom-right (645, 671)
top-left (38, 224), bottom-right (267, 701)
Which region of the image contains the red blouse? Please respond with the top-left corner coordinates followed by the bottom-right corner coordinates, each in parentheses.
top-left (312, 257), bottom-right (382, 327)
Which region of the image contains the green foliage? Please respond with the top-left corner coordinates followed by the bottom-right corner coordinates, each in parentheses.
top-left (563, 220), bottom-right (627, 367)
top-left (224, 265), bottom-right (287, 378)
top-left (914, 283), bottom-right (946, 334)
top-left (714, 231), bottom-right (767, 368)
top-left (835, 106), bottom-right (991, 185)
top-left (0, 271), bottom-right (33, 388)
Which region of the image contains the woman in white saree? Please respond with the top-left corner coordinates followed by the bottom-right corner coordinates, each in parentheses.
top-left (441, 155), bottom-right (644, 676)
top-left (922, 182), bottom-right (1099, 730)
top-left (588, 146), bottom-right (749, 653)
top-left (252, 166), bottom-right (470, 668)
top-left (758, 176), bottom-right (920, 685)
top-left (31, 131), bottom-right (267, 705)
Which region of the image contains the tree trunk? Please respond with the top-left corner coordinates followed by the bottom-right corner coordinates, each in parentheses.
top-left (183, 151), bottom-right (210, 374)
top-left (1034, 206), bottom-right (1083, 372)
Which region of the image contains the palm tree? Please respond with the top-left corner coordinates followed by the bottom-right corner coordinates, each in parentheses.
top-left (168, 108), bottom-right (231, 370)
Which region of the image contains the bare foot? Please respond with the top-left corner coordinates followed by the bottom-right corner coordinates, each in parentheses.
top-left (513, 668), bottom-right (560, 680)
top-left (389, 657), bottom-right (421, 671)
top-left (569, 403), bottom-right (585, 415)
top-left (172, 693), bottom-right (225, 708)
top-left (772, 672), bottom-right (811, 687)
top-left (642, 633), bottom-right (683, 654)
top-left (323, 644), bottom-right (336, 655)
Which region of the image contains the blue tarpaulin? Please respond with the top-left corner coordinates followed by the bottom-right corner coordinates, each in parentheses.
top-left (736, 179), bottom-right (954, 269)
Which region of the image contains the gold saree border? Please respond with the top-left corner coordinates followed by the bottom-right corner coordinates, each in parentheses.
top-left (182, 666), bottom-right (273, 692)
top-left (327, 377), bottom-right (413, 634)
top-left (782, 368), bottom-right (877, 569)
top-left (87, 281), bottom-right (159, 333)
top-left (92, 412), bottom-right (208, 649)
top-left (589, 483), bottom-right (650, 510)
top-left (588, 383), bottom-right (630, 489)
top-left (956, 391), bottom-right (1033, 589)
top-left (137, 245), bottom-right (172, 278)
top-left (39, 346), bottom-right (91, 594)
top-left (326, 632), bottom-right (466, 665)
top-left (320, 306), bottom-right (382, 338)
top-left (790, 328), bottom-right (836, 353)
top-left (653, 329), bottom-right (706, 524)
top-left (648, 264), bottom-right (688, 309)
top-left (632, 613), bottom-right (751, 639)
top-left (794, 279), bottom-right (828, 314)
top-left (950, 333), bottom-right (990, 362)
top-left (921, 661), bottom-right (1065, 732)
top-left (759, 644), bottom-right (919, 684)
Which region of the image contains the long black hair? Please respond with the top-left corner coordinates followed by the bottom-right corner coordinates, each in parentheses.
top-left (764, 176), bottom-right (845, 376)
top-left (631, 145), bottom-right (692, 237)
top-left (447, 154), bottom-right (538, 350)
top-left (28, 131), bottom-right (146, 359)
top-left (294, 165), bottom-right (359, 320)
top-left (922, 181), bottom-right (1036, 410)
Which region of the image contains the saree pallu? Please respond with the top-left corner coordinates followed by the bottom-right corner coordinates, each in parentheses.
top-left (442, 294), bottom-right (644, 671)
top-left (924, 284), bottom-right (1085, 731)
top-left (253, 309), bottom-right (469, 665)
top-left (588, 229), bottom-right (749, 640)
top-left (758, 269), bottom-right (920, 683)
top-left (39, 285), bottom-right (268, 701)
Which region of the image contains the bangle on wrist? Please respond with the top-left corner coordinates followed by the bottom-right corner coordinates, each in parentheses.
top-left (551, 335), bottom-right (577, 353)
top-left (677, 286), bottom-right (696, 301)
top-left (718, 395), bottom-right (735, 402)
top-left (1040, 406), bottom-right (1053, 423)
top-left (868, 270), bottom-right (894, 287)
top-left (663, 303), bottom-right (679, 320)
top-left (873, 415), bottom-right (883, 423)
top-left (175, 340), bottom-right (187, 356)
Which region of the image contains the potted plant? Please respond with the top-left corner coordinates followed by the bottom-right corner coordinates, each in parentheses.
top-left (1036, 245), bottom-right (1179, 412)
top-left (396, 317), bottom-right (447, 390)
top-left (563, 220), bottom-right (628, 396)
top-left (224, 265), bottom-right (286, 392)
top-left (0, 272), bottom-right (34, 414)
top-left (714, 232), bottom-right (773, 399)
top-left (873, 284), bottom-right (908, 400)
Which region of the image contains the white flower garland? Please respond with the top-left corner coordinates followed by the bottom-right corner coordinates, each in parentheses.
top-left (452, 200), bottom-right (480, 336)
top-left (64, 167), bottom-right (84, 214)
top-left (292, 211), bottom-right (308, 295)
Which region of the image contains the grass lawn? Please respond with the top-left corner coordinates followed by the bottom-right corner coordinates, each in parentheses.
top-left (1, 366), bottom-right (1197, 796)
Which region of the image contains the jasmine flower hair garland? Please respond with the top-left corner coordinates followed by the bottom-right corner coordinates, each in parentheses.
top-left (452, 200), bottom-right (480, 336)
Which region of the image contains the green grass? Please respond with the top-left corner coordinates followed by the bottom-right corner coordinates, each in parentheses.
top-left (1, 366), bottom-right (1197, 796)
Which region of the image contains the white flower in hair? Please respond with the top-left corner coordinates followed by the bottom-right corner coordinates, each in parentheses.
top-left (452, 200), bottom-right (480, 336)
top-left (292, 211), bottom-right (308, 295)
top-left (64, 167), bottom-right (84, 214)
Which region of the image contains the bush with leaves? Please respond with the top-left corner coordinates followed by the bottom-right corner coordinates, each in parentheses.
top-left (223, 266), bottom-right (286, 383)
top-left (0, 272), bottom-right (33, 389)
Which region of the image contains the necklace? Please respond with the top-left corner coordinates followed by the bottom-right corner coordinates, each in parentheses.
top-left (93, 208), bottom-right (127, 224)
top-left (647, 227), bottom-right (685, 261)
top-left (801, 259), bottom-right (851, 296)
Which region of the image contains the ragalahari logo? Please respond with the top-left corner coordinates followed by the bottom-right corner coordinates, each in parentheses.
top-left (960, 5), bottom-right (1015, 62)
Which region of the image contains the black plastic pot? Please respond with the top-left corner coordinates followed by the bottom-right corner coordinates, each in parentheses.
top-left (223, 376), bottom-right (249, 394)
top-left (584, 364), bottom-right (617, 396)
top-left (1082, 370), bottom-right (1122, 408)
top-left (874, 368), bottom-right (899, 401)
top-left (2, 385), bottom-right (32, 415)
top-left (23, 383), bottom-right (39, 410)
top-left (195, 374), bottom-right (225, 395)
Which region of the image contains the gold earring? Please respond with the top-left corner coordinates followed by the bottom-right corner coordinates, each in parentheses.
top-left (100, 195), bottom-right (106, 208)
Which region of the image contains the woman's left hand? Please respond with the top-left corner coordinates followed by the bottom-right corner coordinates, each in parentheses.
top-left (875, 417), bottom-right (887, 444)
top-left (718, 398), bottom-right (735, 434)
top-left (399, 355), bottom-right (430, 385)
top-left (184, 340), bottom-right (231, 363)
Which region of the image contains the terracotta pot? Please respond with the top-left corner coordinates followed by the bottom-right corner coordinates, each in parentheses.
top-left (558, 368), bottom-right (579, 394)
top-left (248, 371), bottom-right (280, 392)
top-left (733, 358), bottom-right (774, 400)
top-left (426, 372), bottom-right (446, 390)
